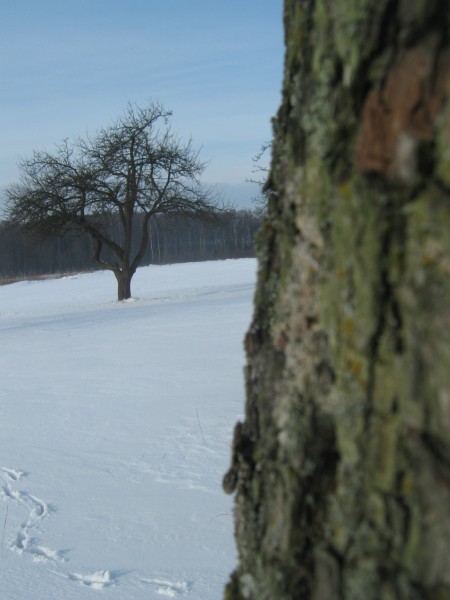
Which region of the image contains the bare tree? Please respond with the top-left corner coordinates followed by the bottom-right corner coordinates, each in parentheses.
top-left (5, 102), bottom-right (219, 300)
top-left (246, 141), bottom-right (273, 216)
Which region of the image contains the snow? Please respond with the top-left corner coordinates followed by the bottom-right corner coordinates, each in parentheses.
top-left (0, 259), bottom-right (257, 599)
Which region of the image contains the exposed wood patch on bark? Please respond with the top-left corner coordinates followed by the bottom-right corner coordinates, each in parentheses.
top-left (355, 44), bottom-right (450, 181)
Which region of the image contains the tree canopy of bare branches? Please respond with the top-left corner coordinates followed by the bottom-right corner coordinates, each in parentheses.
top-left (246, 141), bottom-right (275, 216)
top-left (5, 101), bottom-right (219, 299)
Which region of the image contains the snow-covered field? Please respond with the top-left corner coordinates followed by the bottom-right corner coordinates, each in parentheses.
top-left (0, 259), bottom-right (257, 600)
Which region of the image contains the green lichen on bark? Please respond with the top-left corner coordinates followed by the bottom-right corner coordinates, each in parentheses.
top-left (225, 1), bottom-right (450, 598)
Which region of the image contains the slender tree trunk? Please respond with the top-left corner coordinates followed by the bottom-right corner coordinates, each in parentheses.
top-left (224, 1), bottom-right (450, 599)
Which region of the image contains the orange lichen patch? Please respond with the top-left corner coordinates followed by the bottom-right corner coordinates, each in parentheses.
top-left (355, 44), bottom-right (450, 181)
top-left (349, 360), bottom-right (362, 376)
top-left (345, 358), bottom-right (367, 389)
top-left (340, 318), bottom-right (355, 339)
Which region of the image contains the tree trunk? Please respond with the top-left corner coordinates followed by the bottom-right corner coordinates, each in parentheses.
top-left (224, 1), bottom-right (450, 599)
top-left (115, 269), bottom-right (132, 301)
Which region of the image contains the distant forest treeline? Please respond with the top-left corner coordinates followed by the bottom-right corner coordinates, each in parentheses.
top-left (0, 210), bottom-right (262, 282)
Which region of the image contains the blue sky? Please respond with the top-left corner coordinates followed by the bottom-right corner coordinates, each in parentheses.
top-left (0, 0), bottom-right (284, 208)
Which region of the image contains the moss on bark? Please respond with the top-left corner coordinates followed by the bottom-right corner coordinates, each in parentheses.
top-left (225, 1), bottom-right (450, 598)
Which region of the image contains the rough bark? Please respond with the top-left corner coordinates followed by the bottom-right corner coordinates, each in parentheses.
top-left (224, 1), bottom-right (450, 598)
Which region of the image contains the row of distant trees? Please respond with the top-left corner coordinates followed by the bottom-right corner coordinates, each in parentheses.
top-left (0, 209), bottom-right (261, 283)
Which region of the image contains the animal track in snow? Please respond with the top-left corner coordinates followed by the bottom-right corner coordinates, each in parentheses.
top-left (0, 467), bottom-right (63, 563)
top-left (0, 467), bottom-right (26, 482)
top-left (68, 570), bottom-right (114, 589)
top-left (141, 577), bottom-right (191, 597)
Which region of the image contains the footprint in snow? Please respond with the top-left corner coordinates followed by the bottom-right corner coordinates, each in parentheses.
top-left (69, 570), bottom-right (115, 589)
top-left (0, 467), bottom-right (63, 563)
top-left (141, 577), bottom-right (191, 597)
top-left (0, 467), bottom-right (26, 482)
